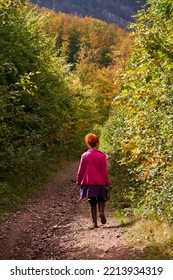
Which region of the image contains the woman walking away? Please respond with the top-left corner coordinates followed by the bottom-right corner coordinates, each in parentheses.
top-left (76, 133), bottom-right (111, 228)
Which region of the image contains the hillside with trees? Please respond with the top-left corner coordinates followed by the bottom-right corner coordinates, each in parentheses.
top-left (40, 9), bottom-right (132, 123)
top-left (31, 0), bottom-right (147, 28)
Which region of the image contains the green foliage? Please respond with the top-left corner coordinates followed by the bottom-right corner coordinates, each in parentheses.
top-left (0, 0), bottom-right (86, 215)
top-left (0, 182), bottom-right (21, 213)
top-left (102, 0), bottom-right (173, 222)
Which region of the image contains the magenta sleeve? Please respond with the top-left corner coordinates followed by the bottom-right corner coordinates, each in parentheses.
top-left (101, 155), bottom-right (111, 186)
top-left (76, 155), bottom-right (85, 185)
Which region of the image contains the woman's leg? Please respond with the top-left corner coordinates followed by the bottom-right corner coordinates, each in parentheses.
top-left (98, 197), bottom-right (106, 224)
top-left (88, 197), bottom-right (98, 228)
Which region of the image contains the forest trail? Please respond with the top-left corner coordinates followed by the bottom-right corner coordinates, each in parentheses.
top-left (0, 161), bottom-right (143, 260)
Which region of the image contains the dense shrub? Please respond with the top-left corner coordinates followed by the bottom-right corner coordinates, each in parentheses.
top-left (101, 0), bottom-right (173, 222)
top-left (0, 0), bottom-right (83, 212)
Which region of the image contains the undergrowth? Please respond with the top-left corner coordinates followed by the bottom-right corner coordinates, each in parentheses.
top-left (0, 153), bottom-right (69, 223)
top-left (113, 209), bottom-right (173, 260)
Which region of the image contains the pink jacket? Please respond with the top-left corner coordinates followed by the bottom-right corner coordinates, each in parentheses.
top-left (76, 149), bottom-right (111, 186)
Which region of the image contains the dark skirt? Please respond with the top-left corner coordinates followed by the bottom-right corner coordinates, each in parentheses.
top-left (80, 185), bottom-right (108, 200)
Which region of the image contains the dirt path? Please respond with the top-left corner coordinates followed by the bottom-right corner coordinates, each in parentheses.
top-left (0, 161), bottom-right (142, 260)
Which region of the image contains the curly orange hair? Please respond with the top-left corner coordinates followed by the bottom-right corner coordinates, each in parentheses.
top-left (85, 133), bottom-right (99, 148)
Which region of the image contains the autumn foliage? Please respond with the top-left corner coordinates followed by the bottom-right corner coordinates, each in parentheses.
top-left (101, 0), bottom-right (173, 222)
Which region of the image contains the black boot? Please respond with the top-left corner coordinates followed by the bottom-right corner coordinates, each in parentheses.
top-left (91, 206), bottom-right (98, 228)
top-left (98, 201), bottom-right (106, 224)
